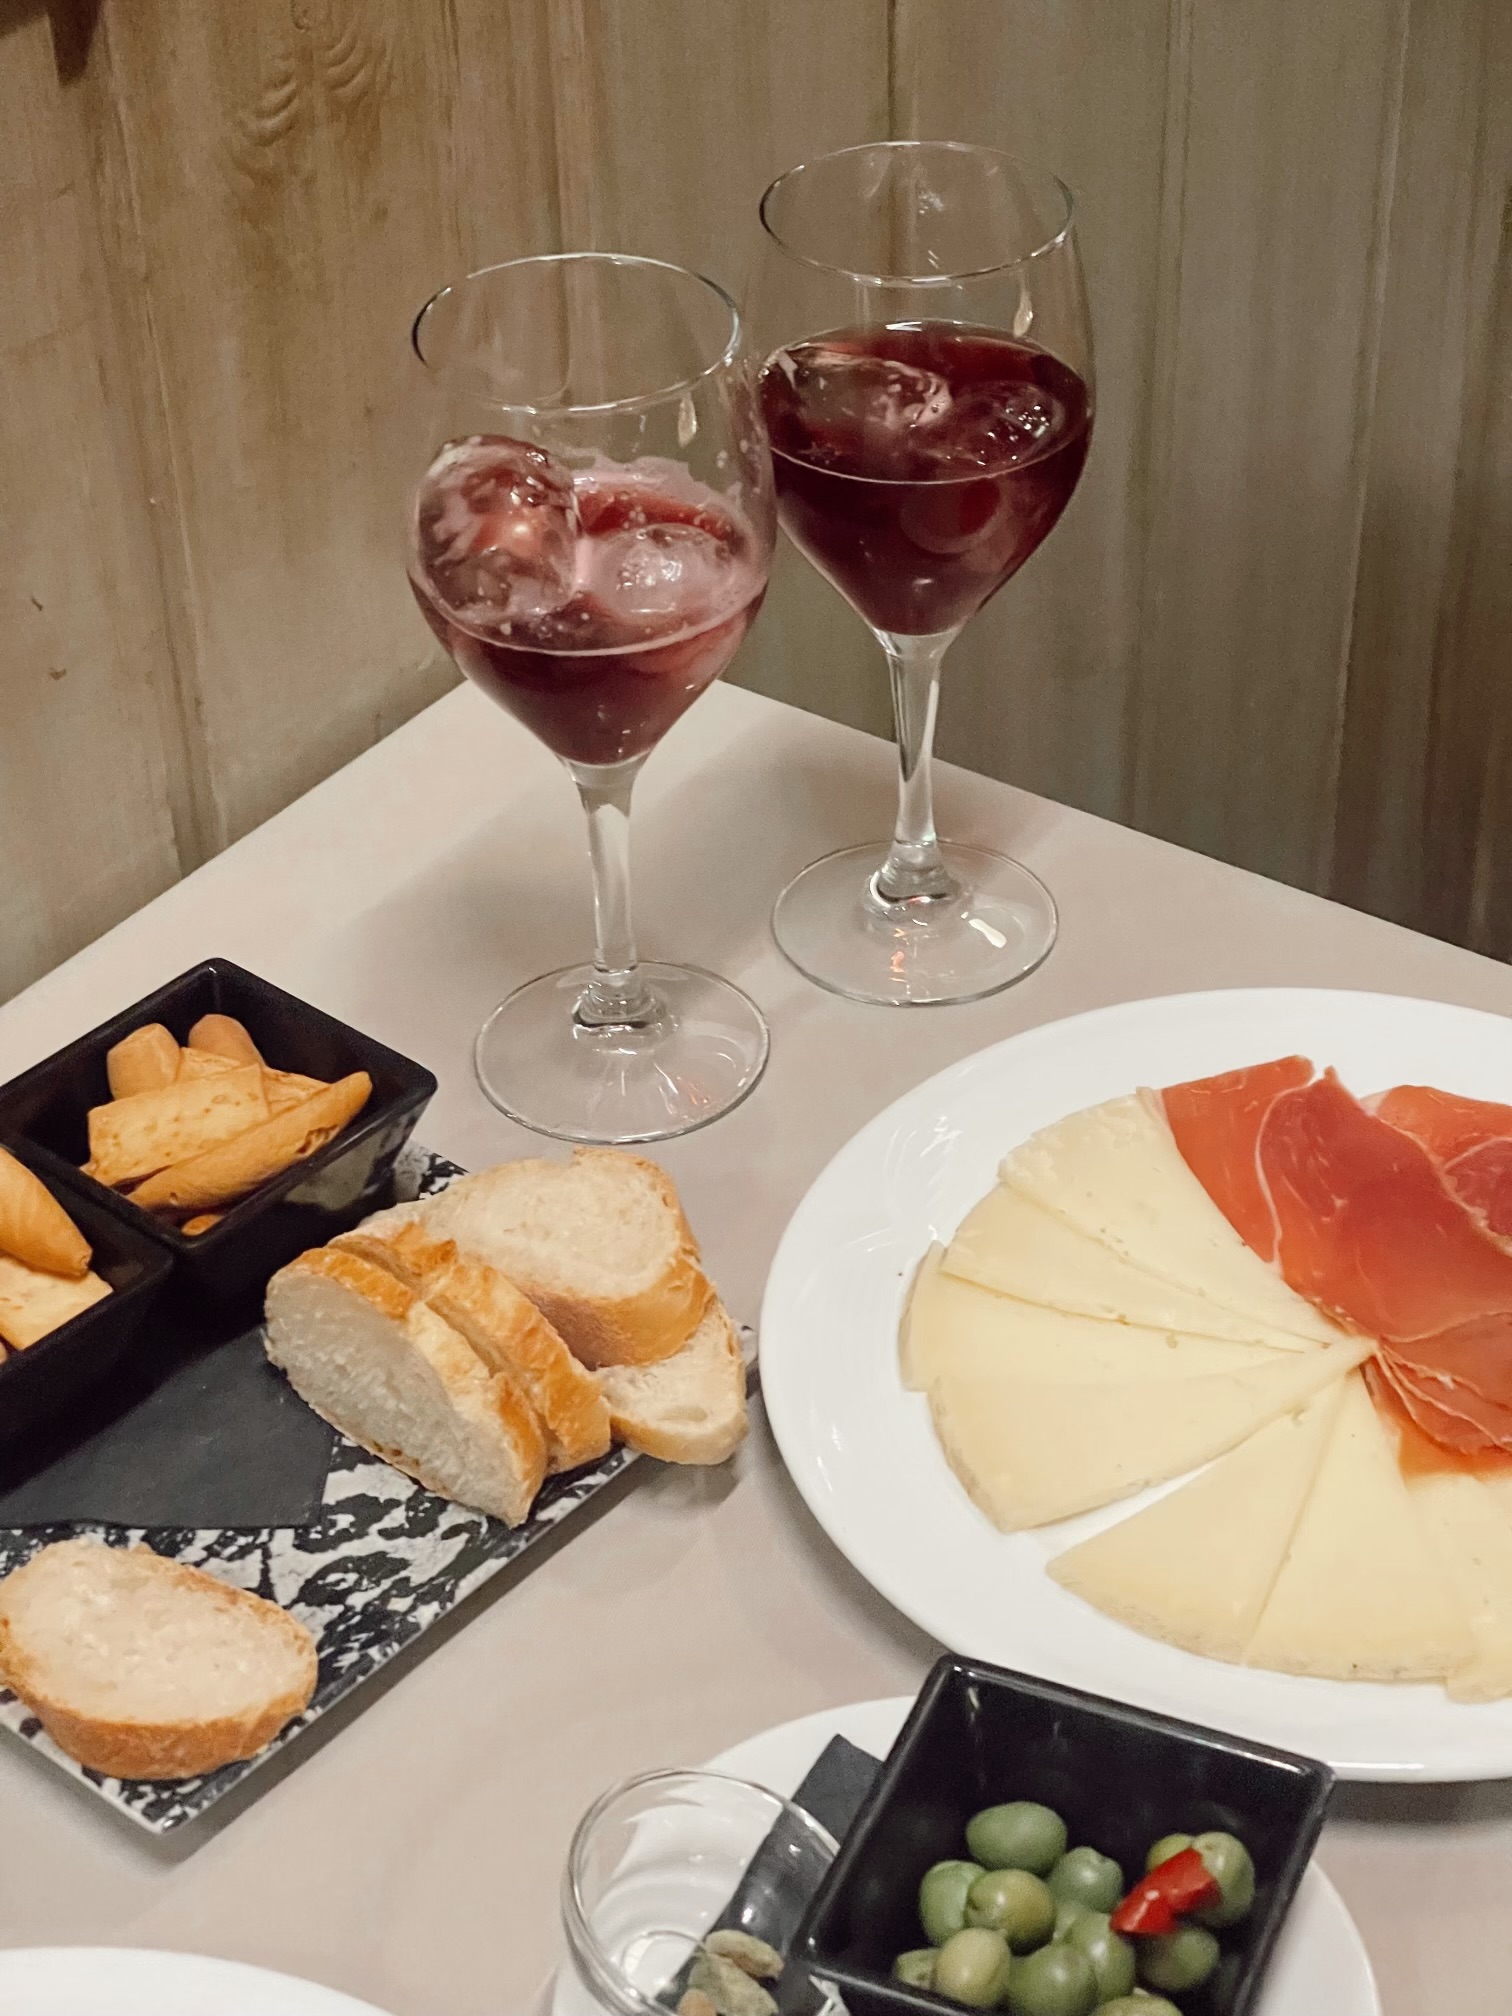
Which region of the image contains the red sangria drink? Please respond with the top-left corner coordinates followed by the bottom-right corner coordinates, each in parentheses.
top-left (411, 437), bottom-right (768, 767)
top-left (760, 325), bottom-right (1091, 636)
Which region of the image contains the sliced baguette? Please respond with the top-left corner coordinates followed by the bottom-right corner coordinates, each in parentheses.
top-left (366, 1149), bottom-right (713, 1369)
top-left (596, 1299), bottom-right (747, 1464)
top-left (264, 1248), bottom-right (547, 1525)
top-left (0, 1538), bottom-right (317, 1780)
top-left (336, 1220), bottom-right (612, 1473)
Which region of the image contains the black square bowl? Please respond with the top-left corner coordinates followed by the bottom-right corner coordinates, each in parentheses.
top-left (0, 958), bottom-right (436, 1303)
top-left (0, 1139), bottom-right (173, 1453)
top-left (792, 1657), bottom-right (1333, 2016)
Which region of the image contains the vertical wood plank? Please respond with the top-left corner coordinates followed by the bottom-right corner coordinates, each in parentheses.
top-left (82, 0), bottom-right (563, 853)
top-left (892, 0), bottom-right (1171, 823)
top-left (1129, 0), bottom-right (1409, 890)
top-left (547, 0), bottom-right (894, 736)
top-left (0, 5), bottom-right (183, 1000)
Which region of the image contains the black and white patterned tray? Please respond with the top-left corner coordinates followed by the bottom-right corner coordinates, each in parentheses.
top-left (0, 1147), bottom-right (638, 1834)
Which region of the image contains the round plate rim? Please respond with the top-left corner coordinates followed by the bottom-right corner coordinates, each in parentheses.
top-left (759, 985), bottom-right (1512, 1783)
top-left (0, 1947), bottom-right (395, 2014)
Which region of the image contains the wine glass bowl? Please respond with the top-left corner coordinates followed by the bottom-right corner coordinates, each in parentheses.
top-left (408, 255), bottom-right (776, 1141)
top-left (749, 143), bottom-right (1094, 1005)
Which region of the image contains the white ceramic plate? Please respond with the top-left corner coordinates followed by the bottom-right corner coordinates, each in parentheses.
top-left (708, 1697), bottom-right (1378, 2016)
top-left (760, 987), bottom-right (1512, 1782)
top-left (0, 1947), bottom-right (393, 2014)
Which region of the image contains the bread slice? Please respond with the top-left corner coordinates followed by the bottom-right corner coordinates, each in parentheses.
top-left (264, 1249), bottom-right (547, 1525)
top-left (336, 1221), bottom-right (611, 1473)
top-left (0, 1538), bottom-right (317, 1780)
top-left (596, 1300), bottom-right (747, 1464)
top-left (367, 1149), bottom-right (713, 1369)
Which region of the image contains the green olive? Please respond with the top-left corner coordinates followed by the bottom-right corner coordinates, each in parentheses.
top-left (1001, 1943), bottom-right (1098, 2016)
top-left (1191, 1830), bottom-right (1256, 1929)
top-left (1051, 1900), bottom-right (1092, 1943)
top-left (1142, 1833), bottom-right (1193, 1873)
top-left (966, 1803), bottom-right (1069, 1876)
top-left (1046, 1848), bottom-right (1123, 1915)
top-left (894, 1950), bottom-right (938, 1990)
top-left (1138, 1925), bottom-right (1220, 1995)
top-left (921, 1861), bottom-right (987, 1945)
top-left (1089, 2001), bottom-right (1181, 2016)
top-left (965, 1869), bottom-right (1056, 1952)
top-left (934, 1928), bottom-right (1014, 2008)
top-left (1062, 1912), bottom-right (1135, 2003)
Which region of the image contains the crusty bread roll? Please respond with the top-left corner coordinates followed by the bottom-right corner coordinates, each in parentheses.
top-left (0, 1253), bottom-right (111, 1349)
top-left (105, 1023), bottom-right (180, 1099)
top-left (0, 1539), bottom-right (317, 1780)
top-left (0, 1145), bottom-right (91, 1279)
top-left (88, 1066), bottom-right (269, 1190)
top-left (188, 1013), bottom-right (264, 1066)
top-left (264, 1249), bottom-right (547, 1525)
top-left (364, 1150), bottom-right (713, 1369)
top-left (336, 1221), bottom-right (611, 1473)
top-left (596, 1301), bottom-right (748, 1464)
top-left (127, 1072), bottom-right (371, 1214)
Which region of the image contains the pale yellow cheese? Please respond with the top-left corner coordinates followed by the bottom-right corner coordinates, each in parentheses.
top-left (1246, 1373), bottom-right (1473, 1682)
top-left (1408, 1470), bottom-right (1512, 1702)
top-left (944, 1183), bottom-right (1315, 1349)
top-left (901, 1244), bottom-right (1283, 1392)
top-left (1000, 1092), bottom-right (1348, 1348)
top-left (1047, 1383), bottom-right (1344, 1661)
top-left (929, 1338), bottom-right (1367, 1531)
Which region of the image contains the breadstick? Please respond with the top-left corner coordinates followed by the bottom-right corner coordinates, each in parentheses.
top-left (265, 1069), bottom-right (329, 1114)
top-left (0, 1146), bottom-right (91, 1278)
top-left (127, 1072), bottom-right (373, 1215)
top-left (176, 1047), bottom-right (240, 1081)
top-left (182, 1213), bottom-right (223, 1236)
top-left (188, 1014), bottom-right (264, 1066)
top-left (0, 1252), bottom-right (110, 1349)
top-left (87, 1066), bottom-right (269, 1190)
top-left (105, 1023), bottom-right (180, 1099)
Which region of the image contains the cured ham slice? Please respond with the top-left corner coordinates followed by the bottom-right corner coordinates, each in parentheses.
top-left (1372, 1085), bottom-right (1512, 1238)
top-left (1161, 1056), bottom-right (1313, 1261)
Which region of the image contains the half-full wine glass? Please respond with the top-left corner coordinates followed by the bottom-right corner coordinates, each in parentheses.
top-left (749, 143), bottom-right (1094, 1005)
top-left (408, 255), bottom-right (776, 1141)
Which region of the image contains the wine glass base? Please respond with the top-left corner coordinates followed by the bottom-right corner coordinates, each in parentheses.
top-left (473, 962), bottom-right (769, 1145)
top-left (772, 842), bottom-right (1057, 1006)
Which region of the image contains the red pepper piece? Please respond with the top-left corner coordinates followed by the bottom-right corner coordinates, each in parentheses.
top-left (1109, 1847), bottom-right (1222, 1936)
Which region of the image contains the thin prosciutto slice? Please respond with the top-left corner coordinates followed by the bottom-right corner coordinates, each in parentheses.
top-left (1162, 1061), bottom-right (1512, 1454)
top-left (1371, 1084), bottom-right (1512, 1238)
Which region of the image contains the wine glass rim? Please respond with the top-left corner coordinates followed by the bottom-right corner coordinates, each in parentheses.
top-left (410, 251), bottom-right (746, 415)
top-left (560, 1767), bottom-right (840, 2016)
top-left (759, 139), bottom-right (1076, 285)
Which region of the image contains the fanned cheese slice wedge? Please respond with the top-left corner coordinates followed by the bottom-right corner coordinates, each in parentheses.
top-left (944, 1184), bottom-right (1315, 1349)
top-left (1001, 1092), bottom-right (1350, 1348)
top-left (901, 1244), bottom-right (1284, 1392)
top-left (1408, 1470), bottom-right (1512, 1702)
top-left (929, 1337), bottom-right (1367, 1530)
top-left (1047, 1383), bottom-right (1344, 1661)
top-left (1246, 1372), bottom-right (1473, 1681)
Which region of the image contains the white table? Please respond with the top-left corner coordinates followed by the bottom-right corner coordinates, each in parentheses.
top-left (2, 683), bottom-right (1509, 2016)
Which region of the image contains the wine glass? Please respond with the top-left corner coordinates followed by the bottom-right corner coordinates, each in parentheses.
top-left (748, 142), bottom-right (1094, 1005)
top-left (408, 255), bottom-right (776, 1142)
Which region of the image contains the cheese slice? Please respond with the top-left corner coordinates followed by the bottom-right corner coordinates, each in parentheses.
top-left (901, 1244), bottom-right (1284, 1392)
top-left (1246, 1373), bottom-right (1473, 1682)
top-left (929, 1337), bottom-right (1367, 1531)
top-left (1047, 1383), bottom-right (1344, 1661)
top-left (1408, 1470), bottom-right (1512, 1702)
top-left (944, 1183), bottom-right (1318, 1349)
top-left (1000, 1092), bottom-right (1348, 1348)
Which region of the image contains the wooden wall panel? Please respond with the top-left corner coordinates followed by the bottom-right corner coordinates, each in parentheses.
top-left (0, 3), bottom-right (183, 1000)
top-left (891, 0), bottom-right (1171, 823)
top-left (546, 0), bottom-right (894, 738)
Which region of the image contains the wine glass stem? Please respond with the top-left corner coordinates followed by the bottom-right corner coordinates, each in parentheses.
top-left (874, 629), bottom-right (958, 905)
top-left (570, 758), bottom-right (658, 1027)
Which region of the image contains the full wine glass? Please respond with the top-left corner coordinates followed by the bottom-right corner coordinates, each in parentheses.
top-left (408, 255), bottom-right (776, 1140)
top-left (749, 142), bottom-right (1094, 1005)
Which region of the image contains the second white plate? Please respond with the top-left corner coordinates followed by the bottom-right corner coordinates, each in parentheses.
top-left (760, 987), bottom-right (1512, 1781)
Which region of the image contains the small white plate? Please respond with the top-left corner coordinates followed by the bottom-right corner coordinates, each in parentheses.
top-left (760, 987), bottom-right (1512, 1781)
top-left (0, 1947), bottom-right (394, 2014)
top-left (708, 1698), bottom-right (1377, 2016)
